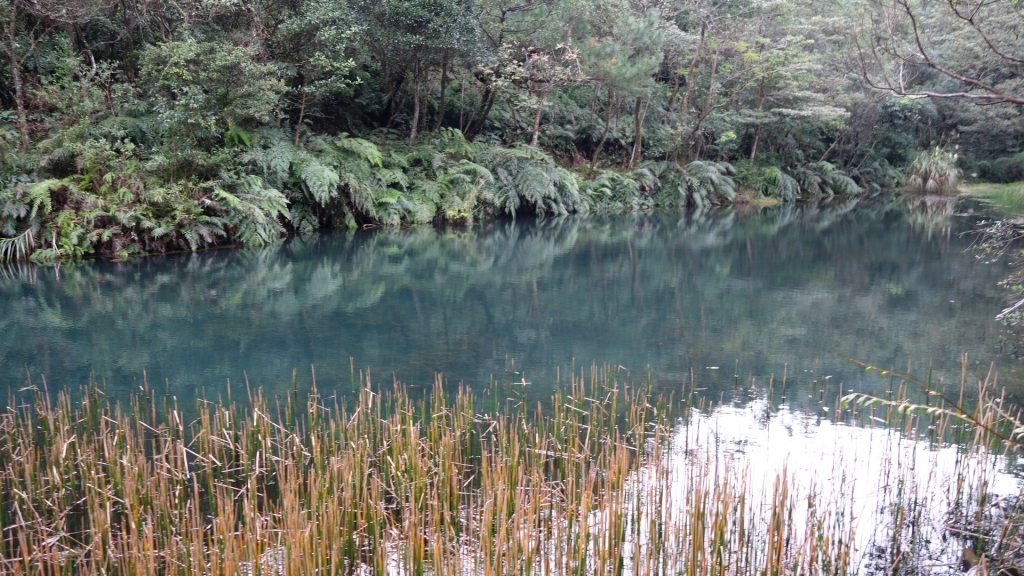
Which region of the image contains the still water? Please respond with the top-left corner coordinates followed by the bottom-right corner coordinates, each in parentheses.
top-left (0, 199), bottom-right (1021, 406)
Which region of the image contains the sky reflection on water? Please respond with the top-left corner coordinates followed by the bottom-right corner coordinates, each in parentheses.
top-left (664, 400), bottom-right (1021, 574)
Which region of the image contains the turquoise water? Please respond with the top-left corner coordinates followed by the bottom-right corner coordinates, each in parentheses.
top-left (0, 200), bottom-right (1020, 406)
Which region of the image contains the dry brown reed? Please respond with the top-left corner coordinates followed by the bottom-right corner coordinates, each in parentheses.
top-left (0, 362), bottom-right (1017, 576)
top-left (839, 355), bottom-right (1024, 575)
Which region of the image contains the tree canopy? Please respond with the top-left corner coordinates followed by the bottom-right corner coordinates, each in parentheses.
top-left (0, 0), bottom-right (1021, 262)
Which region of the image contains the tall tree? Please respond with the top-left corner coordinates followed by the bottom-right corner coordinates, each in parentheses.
top-left (352, 0), bottom-right (478, 145)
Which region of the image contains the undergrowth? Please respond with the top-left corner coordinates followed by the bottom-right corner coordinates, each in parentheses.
top-left (1, 123), bottom-right (866, 264)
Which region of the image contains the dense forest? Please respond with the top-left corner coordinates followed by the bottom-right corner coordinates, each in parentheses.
top-left (0, 0), bottom-right (1021, 262)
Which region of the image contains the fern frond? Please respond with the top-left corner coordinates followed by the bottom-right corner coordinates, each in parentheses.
top-left (25, 179), bottom-right (62, 218)
top-left (215, 175), bottom-right (289, 246)
top-left (299, 158), bottom-right (340, 206)
top-left (335, 135), bottom-right (384, 167)
top-left (0, 227), bottom-right (35, 262)
top-left (266, 141), bottom-right (299, 178)
top-left (762, 167), bottom-right (800, 202)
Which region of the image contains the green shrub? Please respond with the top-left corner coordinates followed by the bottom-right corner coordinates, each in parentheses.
top-left (760, 166), bottom-right (800, 202)
top-left (583, 169), bottom-right (655, 211)
top-left (794, 162), bottom-right (863, 197)
top-left (989, 154), bottom-right (1024, 183)
top-left (648, 160), bottom-right (737, 208)
top-left (904, 147), bottom-right (961, 194)
top-left (476, 145), bottom-right (588, 217)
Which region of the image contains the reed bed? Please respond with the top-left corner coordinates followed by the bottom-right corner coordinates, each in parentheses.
top-left (0, 364), bottom-right (1018, 576)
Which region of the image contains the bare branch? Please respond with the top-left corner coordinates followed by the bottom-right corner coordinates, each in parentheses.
top-left (947, 0), bottom-right (1024, 66)
top-left (855, 0), bottom-right (1024, 106)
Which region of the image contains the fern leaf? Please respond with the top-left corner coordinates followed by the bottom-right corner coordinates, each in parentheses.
top-left (0, 227), bottom-right (35, 262)
top-left (299, 159), bottom-right (341, 206)
top-left (335, 136), bottom-right (384, 167)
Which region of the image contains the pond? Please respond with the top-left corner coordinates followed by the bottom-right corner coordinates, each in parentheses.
top-left (3, 198), bottom-right (1024, 575)
top-left (1, 198), bottom-right (1021, 406)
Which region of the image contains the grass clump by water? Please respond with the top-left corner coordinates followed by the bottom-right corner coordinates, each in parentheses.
top-left (905, 147), bottom-right (962, 195)
top-left (961, 181), bottom-right (1024, 216)
top-left (842, 357), bottom-right (1024, 575)
top-left (0, 361), bottom-right (1018, 576)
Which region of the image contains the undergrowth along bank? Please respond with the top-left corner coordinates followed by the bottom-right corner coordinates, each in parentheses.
top-left (0, 127), bottom-right (869, 265)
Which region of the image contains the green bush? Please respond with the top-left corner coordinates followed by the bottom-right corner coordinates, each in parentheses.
top-left (793, 162), bottom-right (863, 197)
top-left (648, 160), bottom-right (737, 209)
top-left (904, 147), bottom-right (961, 194)
top-left (760, 166), bottom-right (800, 201)
top-left (983, 154), bottom-right (1024, 183)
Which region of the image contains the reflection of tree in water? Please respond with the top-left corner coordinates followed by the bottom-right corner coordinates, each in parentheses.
top-left (0, 200), bottom-right (1019, 407)
top-left (968, 214), bottom-right (1024, 361)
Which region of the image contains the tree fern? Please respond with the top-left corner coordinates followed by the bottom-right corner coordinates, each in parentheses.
top-left (477, 145), bottom-right (585, 217)
top-left (181, 214), bottom-right (229, 252)
top-left (334, 134), bottom-right (384, 167)
top-left (584, 170), bottom-right (651, 211)
top-left (761, 166), bottom-right (800, 202)
top-left (298, 157), bottom-right (341, 205)
top-left (24, 179), bottom-right (59, 218)
top-left (432, 160), bottom-right (493, 223)
top-left (794, 162), bottom-right (863, 197)
top-left (264, 141), bottom-right (299, 179)
top-left (214, 175), bottom-right (289, 246)
top-left (821, 168), bottom-right (862, 196)
top-left (683, 161), bottom-right (737, 206)
top-left (644, 160), bottom-right (737, 208)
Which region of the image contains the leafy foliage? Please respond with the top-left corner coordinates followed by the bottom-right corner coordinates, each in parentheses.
top-left (0, 0), bottom-right (981, 262)
top-left (140, 41), bottom-right (286, 141)
top-left (648, 161), bottom-right (738, 209)
top-left (793, 163), bottom-right (863, 198)
top-left (760, 167), bottom-right (801, 202)
top-left (905, 148), bottom-right (961, 195)
top-left (477, 145), bottom-right (586, 217)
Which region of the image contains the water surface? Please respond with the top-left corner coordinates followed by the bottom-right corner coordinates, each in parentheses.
top-left (1, 199), bottom-right (1020, 406)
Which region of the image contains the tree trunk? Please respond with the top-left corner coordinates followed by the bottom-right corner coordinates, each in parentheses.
top-left (10, 51), bottom-right (29, 152)
top-left (433, 53), bottom-right (449, 131)
top-left (465, 86), bottom-right (497, 142)
top-left (667, 72), bottom-right (681, 109)
top-left (5, 2), bottom-right (30, 152)
top-left (591, 92), bottom-right (615, 166)
top-left (675, 23), bottom-right (707, 161)
top-left (688, 43), bottom-right (720, 161)
top-left (294, 90), bottom-right (307, 147)
top-left (676, 24), bottom-right (706, 133)
top-left (629, 97), bottom-right (646, 168)
top-left (408, 74), bottom-right (421, 146)
top-left (383, 74), bottom-right (406, 129)
top-left (459, 81), bottom-right (466, 133)
top-left (749, 78), bottom-right (766, 162)
top-left (530, 91), bottom-right (546, 147)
